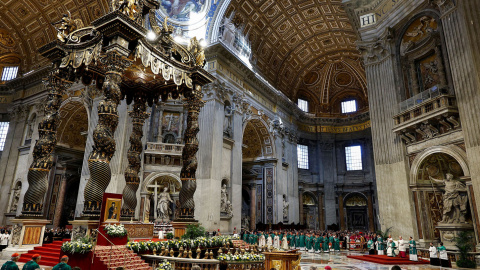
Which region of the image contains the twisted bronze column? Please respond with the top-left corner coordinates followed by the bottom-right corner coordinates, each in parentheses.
top-left (22, 71), bottom-right (72, 217)
top-left (178, 86), bottom-right (204, 220)
top-left (83, 51), bottom-right (131, 217)
top-left (121, 98), bottom-right (148, 219)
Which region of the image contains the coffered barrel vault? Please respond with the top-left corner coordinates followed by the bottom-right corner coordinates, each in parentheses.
top-left (0, 0), bottom-right (109, 73)
top-left (225, 0), bottom-right (367, 116)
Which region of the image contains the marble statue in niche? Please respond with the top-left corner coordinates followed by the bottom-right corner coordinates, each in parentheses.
top-left (430, 173), bottom-right (469, 223)
top-left (220, 184), bottom-right (233, 217)
top-left (144, 193), bottom-right (151, 223)
top-left (283, 195), bottom-right (289, 222)
top-left (223, 103), bottom-right (233, 138)
top-left (157, 187), bottom-right (173, 220)
top-left (10, 183), bottom-right (21, 213)
top-left (241, 216), bottom-right (250, 230)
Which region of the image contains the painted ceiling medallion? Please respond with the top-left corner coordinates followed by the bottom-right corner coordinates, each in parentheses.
top-left (157, 0), bottom-right (209, 24)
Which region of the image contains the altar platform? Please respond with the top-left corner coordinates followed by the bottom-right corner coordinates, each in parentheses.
top-left (347, 255), bottom-right (430, 265)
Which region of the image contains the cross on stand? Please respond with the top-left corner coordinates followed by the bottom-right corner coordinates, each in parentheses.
top-left (146, 179), bottom-right (177, 221)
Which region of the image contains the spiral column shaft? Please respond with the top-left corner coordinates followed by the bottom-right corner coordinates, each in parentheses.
top-left (121, 99), bottom-right (148, 218)
top-left (22, 72), bottom-right (71, 217)
top-left (83, 51), bottom-right (131, 217)
top-left (178, 87), bottom-right (204, 221)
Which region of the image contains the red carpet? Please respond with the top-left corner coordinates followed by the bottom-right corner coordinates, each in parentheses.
top-left (347, 255), bottom-right (429, 265)
top-left (19, 240), bottom-right (67, 267)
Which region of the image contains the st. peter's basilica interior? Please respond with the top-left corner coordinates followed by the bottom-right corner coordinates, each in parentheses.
top-left (0, 0), bottom-right (479, 269)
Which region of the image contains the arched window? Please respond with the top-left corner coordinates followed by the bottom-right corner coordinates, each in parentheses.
top-left (341, 99), bottom-right (357, 113)
top-left (297, 98), bottom-right (309, 112)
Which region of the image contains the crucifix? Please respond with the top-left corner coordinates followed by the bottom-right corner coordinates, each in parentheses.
top-left (147, 180), bottom-right (163, 220)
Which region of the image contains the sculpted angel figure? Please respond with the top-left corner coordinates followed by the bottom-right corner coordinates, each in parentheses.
top-left (51, 11), bottom-right (83, 42)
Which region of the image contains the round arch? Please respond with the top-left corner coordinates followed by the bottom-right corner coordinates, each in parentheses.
top-left (242, 116), bottom-right (276, 160)
top-left (410, 145), bottom-right (469, 185)
top-left (57, 100), bottom-right (89, 151)
top-left (343, 192), bottom-right (368, 205)
top-left (141, 172), bottom-right (182, 193)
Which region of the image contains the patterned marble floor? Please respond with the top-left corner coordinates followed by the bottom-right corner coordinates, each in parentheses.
top-left (299, 251), bottom-right (447, 270)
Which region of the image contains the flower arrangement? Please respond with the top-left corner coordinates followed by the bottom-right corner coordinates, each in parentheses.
top-left (156, 259), bottom-right (173, 270)
top-left (126, 235), bottom-right (239, 253)
top-left (104, 224), bottom-right (128, 237)
top-left (217, 253), bottom-right (265, 262)
top-left (61, 237), bottom-right (93, 254)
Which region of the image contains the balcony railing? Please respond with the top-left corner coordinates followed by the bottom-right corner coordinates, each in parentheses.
top-left (393, 91), bottom-right (460, 145)
top-left (145, 142), bottom-right (184, 155)
top-left (144, 142), bottom-right (184, 166)
top-left (399, 86), bottom-right (448, 112)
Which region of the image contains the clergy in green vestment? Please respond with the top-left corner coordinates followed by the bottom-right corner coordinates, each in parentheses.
top-left (295, 233), bottom-right (300, 248)
top-left (52, 256), bottom-right (71, 270)
top-left (22, 254), bottom-right (41, 270)
top-left (376, 236), bottom-right (385, 255)
top-left (305, 234), bottom-right (312, 251)
top-left (1, 253), bottom-right (20, 270)
top-left (333, 235), bottom-right (340, 251)
top-left (299, 233), bottom-right (306, 250)
top-left (323, 235), bottom-right (329, 252)
top-left (252, 234), bottom-right (258, 245)
top-left (314, 235), bottom-right (321, 253)
top-left (243, 231), bottom-right (248, 242)
top-left (409, 237), bottom-right (418, 261)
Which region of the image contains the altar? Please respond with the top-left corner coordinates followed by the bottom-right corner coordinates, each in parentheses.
top-left (263, 250), bottom-right (301, 270)
top-left (122, 223), bottom-right (155, 239)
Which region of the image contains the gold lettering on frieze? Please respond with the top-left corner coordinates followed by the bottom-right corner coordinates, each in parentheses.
top-left (298, 121), bottom-right (371, 134)
top-left (0, 95), bottom-right (13, 103)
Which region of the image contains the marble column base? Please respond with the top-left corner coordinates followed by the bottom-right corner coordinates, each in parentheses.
top-left (10, 219), bottom-right (50, 248)
top-left (436, 222), bottom-right (474, 250)
top-left (69, 220), bottom-right (100, 242)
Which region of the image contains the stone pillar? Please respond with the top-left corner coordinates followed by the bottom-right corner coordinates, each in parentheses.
top-left (338, 192), bottom-right (345, 230)
top-left (318, 192), bottom-right (325, 231)
top-left (438, 0), bottom-right (480, 222)
top-left (249, 184), bottom-right (256, 231)
top-left (299, 189), bottom-right (304, 225)
top-left (357, 31), bottom-right (415, 238)
top-left (0, 105), bottom-right (28, 224)
top-left (367, 192), bottom-right (375, 232)
top-left (83, 51), bottom-right (131, 217)
top-left (122, 98), bottom-right (148, 219)
top-left (53, 176), bottom-right (68, 228)
top-left (22, 72), bottom-right (72, 217)
top-left (178, 86), bottom-right (203, 220)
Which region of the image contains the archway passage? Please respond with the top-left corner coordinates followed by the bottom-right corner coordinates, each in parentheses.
top-left (47, 101), bottom-right (88, 227)
top-left (344, 193), bottom-right (368, 231)
top-left (413, 152), bottom-right (471, 239)
top-left (144, 175), bottom-right (181, 222)
top-left (303, 193), bottom-right (318, 230)
top-left (241, 117), bottom-right (276, 228)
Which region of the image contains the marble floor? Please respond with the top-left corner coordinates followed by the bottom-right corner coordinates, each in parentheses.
top-left (0, 252), bottom-right (453, 270)
top-left (299, 251), bottom-right (449, 270)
